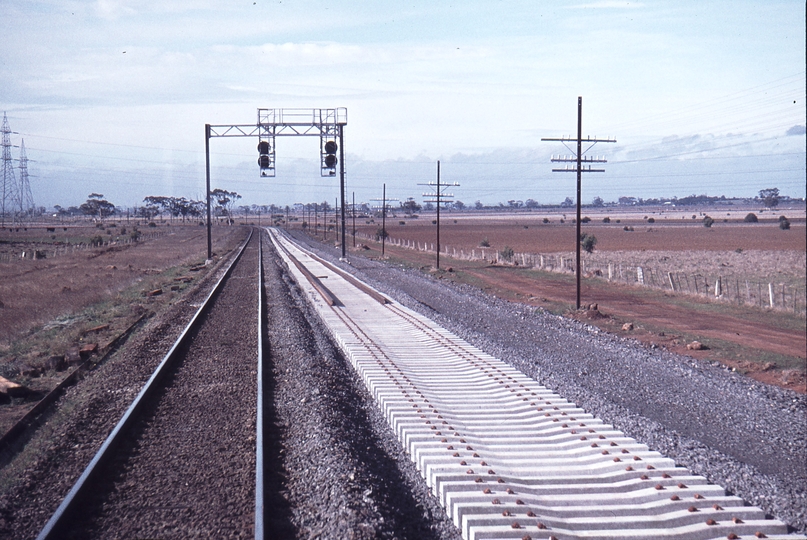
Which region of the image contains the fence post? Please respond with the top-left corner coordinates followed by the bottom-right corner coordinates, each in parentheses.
top-left (768, 283), bottom-right (775, 307)
top-left (715, 277), bottom-right (722, 298)
top-left (637, 267), bottom-right (644, 285)
top-left (668, 272), bottom-right (675, 291)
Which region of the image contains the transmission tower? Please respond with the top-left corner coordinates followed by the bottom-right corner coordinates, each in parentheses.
top-left (18, 139), bottom-right (35, 217)
top-left (1, 112), bottom-right (20, 227)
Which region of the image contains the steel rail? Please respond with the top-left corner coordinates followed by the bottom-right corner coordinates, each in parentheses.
top-left (255, 230), bottom-right (265, 539)
top-left (267, 228), bottom-right (803, 540)
top-left (36, 229), bottom-right (255, 540)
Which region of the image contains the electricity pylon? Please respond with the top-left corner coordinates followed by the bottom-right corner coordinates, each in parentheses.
top-left (18, 139), bottom-right (35, 217)
top-left (1, 112), bottom-right (20, 226)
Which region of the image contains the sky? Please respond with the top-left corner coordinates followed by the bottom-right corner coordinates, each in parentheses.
top-left (1, 0), bottom-right (805, 210)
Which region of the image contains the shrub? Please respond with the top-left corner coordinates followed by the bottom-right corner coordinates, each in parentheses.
top-left (432, 220), bottom-right (437, 225)
top-left (398, 221), bottom-right (405, 225)
top-left (778, 215), bottom-right (788, 222)
top-left (90, 235), bottom-right (104, 246)
top-left (602, 217), bottom-right (610, 223)
top-left (580, 233), bottom-right (597, 253)
top-left (779, 218), bottom-right (790, 230)
top-left (542, 218), bottom-right (549, 224)
top-left (647, 217), bottom-right (655, 223)
top-left (581, 216), bottom-right (591, 223)
top-left (374, 227), bottom-right (388, 241)
top-left (148, 222), bottom-right (157, 228)
top-left (499, 245), bottom-right (514, 261)
top-left (130, 229), bottom-right (141, 241)
top-left (703, 216), bottom-right (714, 228)
top-left (744, 213), bottom-right (758, 223)
top-left (480, 238), bottom-right (490, 247)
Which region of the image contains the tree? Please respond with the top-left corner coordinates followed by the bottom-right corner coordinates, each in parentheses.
top-left (80, 193), bottom-right (115, 219)
top-left (474, 200), bottom-right (484, 210)
top-left (759, 188), bottom-right (780, 209)
top-left (211, 188), bottom-right (241, 222)
top-left (592, 196), bottom-right (604, 207)
top-left (580, 233), bottom-right (597, 253)
top-left (402, 197), bottom-right (421, 216)
top-left (453, 200), bottom-right (465, 210)
top-left (143, 196), bottom-right (169, 218)
top-left (560, 197), bottom-right (574, 208)
top-left (525, 199), bottom-right (539, 209)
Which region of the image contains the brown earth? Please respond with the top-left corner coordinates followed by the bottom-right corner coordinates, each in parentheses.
top-left (0, 222), bottom-right (245, 435)
top-left (0, 224), bottom-right (241, 345)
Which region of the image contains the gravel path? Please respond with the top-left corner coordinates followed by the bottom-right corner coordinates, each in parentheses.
top-left (290, 230), bottom-right (807, 534)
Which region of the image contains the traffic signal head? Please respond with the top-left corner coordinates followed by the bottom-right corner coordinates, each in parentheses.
top-left (324, 141), bottom-right (337, 154)
top-left (258, 155), bottom-right (271, 168)
top-left (257, 141), bottom-right (270, 155)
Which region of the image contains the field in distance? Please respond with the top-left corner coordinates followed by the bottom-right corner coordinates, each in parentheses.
top-left (333, 204), bottom-right (806, 393)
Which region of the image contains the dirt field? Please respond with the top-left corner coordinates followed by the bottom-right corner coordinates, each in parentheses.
top-left (0, 222), bottom-right (246, 435)
top-left (0, 223), bottom-right (240, 346)
top-left (308, 206), bottom-right (807, 392)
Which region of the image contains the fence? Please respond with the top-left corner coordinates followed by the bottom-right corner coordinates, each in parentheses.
top-left (0, 232), bottom-right (164, 264)
top-left (352, 231), bottom-right (806, 317)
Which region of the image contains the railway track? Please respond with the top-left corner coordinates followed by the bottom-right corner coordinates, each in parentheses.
top-left (37, 230), bottom-right (261, 539)
top-left (31, 226), bottom-right (803, 539)
top-left (268, 228), bottom-right (803, 540)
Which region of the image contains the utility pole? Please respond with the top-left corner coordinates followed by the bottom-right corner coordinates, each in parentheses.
top-left (542, 96), bottom-right (615, 310)
top-left (352, 192), bottom-right (356, 248)
top-left (419, 160), bottom-right (459, 269)
top-left (371, 185), bottom-right (397, 257)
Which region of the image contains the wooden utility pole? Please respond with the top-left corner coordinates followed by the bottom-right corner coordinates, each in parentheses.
top-left (542, 97), bottom-right (616, 309)
top-left (419, 160), bottom-right (458, 270)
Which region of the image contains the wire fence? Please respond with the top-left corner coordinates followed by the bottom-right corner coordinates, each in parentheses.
top-left (0, 232), bottom-right (164, 264)
top-left (354, 231), bottom-right (807, 317)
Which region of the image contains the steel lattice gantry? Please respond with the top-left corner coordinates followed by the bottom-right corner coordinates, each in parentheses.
top-left (205, 108), bottom-right (348, 258)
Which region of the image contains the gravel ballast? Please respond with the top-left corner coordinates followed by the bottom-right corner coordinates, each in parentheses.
top-left (290, 230), bottom-right (807, 534)
top-left (2, 225), bottom-right (803, 538)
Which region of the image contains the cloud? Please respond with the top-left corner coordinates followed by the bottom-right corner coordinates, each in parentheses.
top-left (94, 0), bottom-right (137, 20)
top-left (786, 125), bottom-right (806, 136)
top-left (568, 1), bottom-right (644, 8)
